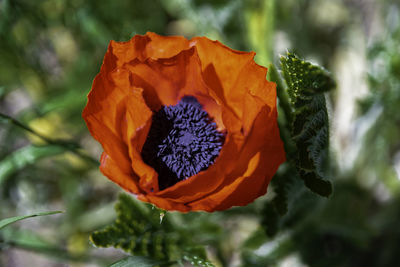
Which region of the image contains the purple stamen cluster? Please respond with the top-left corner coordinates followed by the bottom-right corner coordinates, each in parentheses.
top-left (141, 96), bottom-right (224, 190)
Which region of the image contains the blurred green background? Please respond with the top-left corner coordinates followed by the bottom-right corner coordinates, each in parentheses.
top-left (0, 0), bottom-right (399, 266)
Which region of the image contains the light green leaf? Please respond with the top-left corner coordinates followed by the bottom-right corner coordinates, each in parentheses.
top-left (110, 256), bottom-right (162, 267)
top-left (0, 211), bottom-right (63, 230)
top-left (0, 144), bottom-right (66, 185)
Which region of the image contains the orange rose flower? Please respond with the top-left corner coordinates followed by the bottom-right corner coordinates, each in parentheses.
top-left (83, 32), bottom-right (285, 212)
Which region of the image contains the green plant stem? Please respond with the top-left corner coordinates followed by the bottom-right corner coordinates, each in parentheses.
top-left (0, 112), bottom-right (98, 166)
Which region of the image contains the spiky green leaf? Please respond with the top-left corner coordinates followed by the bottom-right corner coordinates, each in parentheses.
top-left (280, 53), bottom-right (335, 197)
top-left (90, 194), bottom-right (178, 261)
top-left (90, 194), bottom-right (214, 266)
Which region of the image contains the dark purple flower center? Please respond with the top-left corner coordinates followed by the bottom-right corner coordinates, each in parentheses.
top-left (141, 96), bottom-right (225, 190)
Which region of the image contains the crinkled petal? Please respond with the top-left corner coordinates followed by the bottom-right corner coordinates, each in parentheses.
top-left (83, 45), bottom-right (155, 190)
top-left (148, 49), bottom-right (283, 210)
top-left (190, 37), bottom-right (256, 119)
top-left (189, 110), bottom-right (285, 211)
top-left (109, 32), bottom-right (190, 66)
top-left (83, 70), bottom-right (133, 175)
top-left (124, 47), bottom-right (232, 195)
top-left (100, 152), bottom-right (140, 194)
top-left (84, 33), bottom-right (286, 212)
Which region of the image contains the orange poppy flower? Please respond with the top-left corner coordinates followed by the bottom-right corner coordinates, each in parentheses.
top-left (83, 32), bottom-right (285, 212)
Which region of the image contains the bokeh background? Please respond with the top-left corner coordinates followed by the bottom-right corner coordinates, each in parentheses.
top-left (1, 0), bottom-right (399, 266)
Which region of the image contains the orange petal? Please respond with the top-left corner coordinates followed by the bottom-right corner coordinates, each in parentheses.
top-left (143, 125), bottom-right (284, 212)
top-left (109, 32), bottom-right (190, 66)
top-left (215, 102), bottom-right (283, 188)
top-left (234, 61), bottom-right (276, 135)
top-left (84, 34), bottom-right (286, 212)
top-left (190, 37), bottom-right (255, 118)
top-left (152, 132), bottom-right (242, 202)
top-left (188, 146), bottom-right (280, 211)
top-left (124, 47), bottom-right (229, 193)
top-left (144, 32), bottom-right (191, 59)
top-left (83, 70), bottom-right (132, 174)
top-left (125, 47), bottom-right (210, 106)
top-left (204, 116), bottom-right (285, 211)
top-left (83, 47), bottom-right (155, 186)
top-left (100, 152), bottom-right (140, 194)
top-left (188, 150), bottom-right (264, 211)
top-left (150, 48), bottom-right (281, 207)
top-left (137, 194), bottom-right (190, 212)
top-left (186, 106), bottom-right (284, 211)
top-left (170, 106), bottom-right (283, 211)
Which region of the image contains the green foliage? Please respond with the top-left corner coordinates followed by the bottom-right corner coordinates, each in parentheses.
top-left (241, 235), bottom-right (294, 267)
top-left (90, 194), bottom-right (215, 266)
top-left (0, 86), bottom-right (5, 98)
top-left (0, 211), bottom-right (62, 230)
top-left (247, 178), bottom-right (397, 266)
top-left (356, 13), bottom-right (400, 193)
top-left (181, 246), bottom-right (215, 267)
top-left (261, 53), bottom-right (335, 237)
top-left (288, 181), bottom-right (389, 267)
top-left (110, 256), bottom-right (162, 267)
top-left (280, 53), bottom-right (335, 197)
top-left (90, 194), bottom-right (178, 261)
top-left (0, 145), bottom-right (66, 186)
top-left (261, 202), bottom-right (279, 237)
top-left (260, 167), bottom-right (298, 237)
top-left (261, 54), bottom-right (335, 237)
